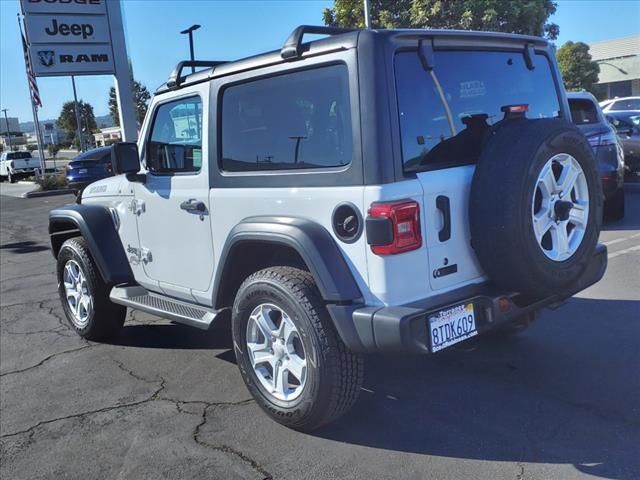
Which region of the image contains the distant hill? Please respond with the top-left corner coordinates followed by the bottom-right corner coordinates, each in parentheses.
top-left (19, 114), bottom-right (115, 133)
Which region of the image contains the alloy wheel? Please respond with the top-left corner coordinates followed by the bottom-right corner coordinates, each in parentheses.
top-left (246, 303), bottom-right (307, 401)
top-left (532, 153), bottom-right (589, 261)
top-left (62, 259), bottom-right (93, 328)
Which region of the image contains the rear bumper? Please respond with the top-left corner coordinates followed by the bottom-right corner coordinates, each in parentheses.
top-left (329, 244), bottom-right (608, 354)
top-left (10, 167), bottom-right (37, 176)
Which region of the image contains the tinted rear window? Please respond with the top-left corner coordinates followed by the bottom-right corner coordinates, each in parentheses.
top-left (395, 50), bottom-right (561, 172)
top-left (221, 64), bottom-right (352, 171)
top-left (7, 152), bottom-right (32, 160)
top-left (569, 99), bottom-right (599, 125)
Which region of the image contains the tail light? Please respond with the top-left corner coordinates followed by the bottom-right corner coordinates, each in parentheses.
top-left (10, 161), bottom-right (14, 169)
top-left (588, 131), bottom-right (617, 148)
top-left (105, 163), bottom-right (113, 174)
top-left (367, 200), bottom-right (422, 255)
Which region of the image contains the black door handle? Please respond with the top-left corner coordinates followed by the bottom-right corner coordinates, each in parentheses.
top-left (180, 199), bottom-right (206, 212)
top-left (436, 195), bottom-right (451, 242)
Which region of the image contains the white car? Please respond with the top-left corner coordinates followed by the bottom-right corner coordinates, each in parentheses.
top-left (48, 26), bottom-right (608, 432)
top-left (599, 96), bottom-right (640, 112)
top-left (0, 151), bottom-right (38, 183)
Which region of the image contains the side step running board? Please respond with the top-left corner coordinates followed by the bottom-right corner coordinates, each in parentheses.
top-left (110, 285), bottom-right (219, 330)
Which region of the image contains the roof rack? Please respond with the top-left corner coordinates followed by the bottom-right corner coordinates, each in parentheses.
top-left (166, 60), bottom-right (227, 90)
top-left (281, 25), bottom-right (356, 59)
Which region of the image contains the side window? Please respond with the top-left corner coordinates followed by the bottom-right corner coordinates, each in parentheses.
top-left (569, 99), bottom-right (599, 124)
top-left (221, 64), bottom-right (352, 171)
top-left (147, 96), bottom-right (203, 173)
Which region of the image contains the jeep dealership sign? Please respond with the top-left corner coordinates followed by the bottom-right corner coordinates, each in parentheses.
top-left (21, 0), bottom-right (115, 76)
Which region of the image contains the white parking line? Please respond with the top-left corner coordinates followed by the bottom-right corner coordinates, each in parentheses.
top-left (608, 245), bottom-right (640, 259)
top-left (603, 233), bottom-right (640, 247)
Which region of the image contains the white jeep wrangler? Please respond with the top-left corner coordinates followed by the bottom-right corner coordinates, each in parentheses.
top-left (49, 26), bottom-right (607, 431)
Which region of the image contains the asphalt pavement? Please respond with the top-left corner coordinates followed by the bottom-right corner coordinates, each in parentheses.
top-left (0, 185), bottom-right (638, 480)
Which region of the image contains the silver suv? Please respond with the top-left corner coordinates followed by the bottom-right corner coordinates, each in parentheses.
top-left (49, 26), bottom-right (607, 431)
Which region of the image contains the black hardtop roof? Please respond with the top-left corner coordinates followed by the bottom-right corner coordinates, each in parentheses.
top-left (156, 25), bottom-right (550, 94)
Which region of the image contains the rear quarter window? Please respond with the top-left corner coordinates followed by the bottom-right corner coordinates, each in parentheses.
top-left (395, 50), bottom-right (561, 172)
top-left (569, 99), bottom-right (599, 124)
top-left (221, 64), bottom-right (352, 172)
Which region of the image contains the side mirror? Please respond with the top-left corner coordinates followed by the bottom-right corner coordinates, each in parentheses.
top-left (111, 142), bottom-right (140, 175)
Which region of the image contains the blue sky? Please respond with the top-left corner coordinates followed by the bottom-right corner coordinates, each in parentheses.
top-left (1, 0), bottom-right (639, 125)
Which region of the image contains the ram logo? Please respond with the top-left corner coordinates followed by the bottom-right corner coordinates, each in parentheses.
top-left (37, 50), bottom-right (55, 67)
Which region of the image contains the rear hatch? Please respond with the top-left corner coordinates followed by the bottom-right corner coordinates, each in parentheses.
top-left (394, 47), bottom-right (563, 291)
top-left (6, 152), bottom-right (35, 170)
top-left (67, 149), bottom-right (112, 177)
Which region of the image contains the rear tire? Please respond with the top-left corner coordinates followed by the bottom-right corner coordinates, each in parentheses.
top-left (232, 266), bottom-right (364, 431)
top-left (57, 237), bottom-right (125, 340)
top-left (604, 187), bottom-right (625, 221)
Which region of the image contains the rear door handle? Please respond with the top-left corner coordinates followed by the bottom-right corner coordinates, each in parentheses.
top-left (180, 198), bottom-right (206, 213)
top-left (436, 195), bottom-right (451, 242)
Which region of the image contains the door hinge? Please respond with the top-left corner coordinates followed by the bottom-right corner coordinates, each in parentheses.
top-left (128, 199), bottom-right (146, 216)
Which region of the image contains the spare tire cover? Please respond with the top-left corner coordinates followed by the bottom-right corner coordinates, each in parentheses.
top-left (470, 118), bottom-right (602, 297)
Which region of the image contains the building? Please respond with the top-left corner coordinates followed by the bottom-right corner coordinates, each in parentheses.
top-left (0, 116), bottom-right (19, 134)
top-left (589, 35), bottom-right (640, 100)
top-left (0, 116), bottom-right (24, 149)
top-left (93, 126), bottom-right (122, 147)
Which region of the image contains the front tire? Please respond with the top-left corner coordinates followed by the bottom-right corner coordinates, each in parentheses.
top-left (57, 237), bottom-right (125, 340)
top-left (8, 171), bottom-right (16, 183)
top-left (605, 187), bottom-right (625, 221)
top-left (232, 267), bottom-right (364, 431)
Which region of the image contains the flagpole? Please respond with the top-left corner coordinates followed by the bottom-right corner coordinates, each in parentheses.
top-left (32, 103), bottom-right (46, 174)
top-left (17, 13), bottom-right (45, 176)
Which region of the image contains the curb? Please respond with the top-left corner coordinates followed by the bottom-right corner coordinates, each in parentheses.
top-left (23, 189), bottom-right (75, 198)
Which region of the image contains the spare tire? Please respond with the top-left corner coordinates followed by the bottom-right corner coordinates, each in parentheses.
top-left (470, 119), bottom-right (602, 298)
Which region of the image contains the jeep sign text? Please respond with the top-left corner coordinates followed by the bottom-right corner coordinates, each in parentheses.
top-left (25, 14), bottom-right (110, 44)
top-left (45, 19), bottom-right (94, 39)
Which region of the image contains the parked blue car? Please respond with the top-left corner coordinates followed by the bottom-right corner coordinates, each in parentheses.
top-left (65, 147), bottom-right (114, 194)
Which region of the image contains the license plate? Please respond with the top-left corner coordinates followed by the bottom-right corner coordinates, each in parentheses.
top-left (78, 168), bottom-right (88, 174)
top-left (428, 303), bottom-right (477, 352)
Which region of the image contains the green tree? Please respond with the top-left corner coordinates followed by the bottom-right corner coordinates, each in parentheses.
top-left (108, 80), bottom-right (151, 127)
top-left (323, 0), bottom-right (559, 39)
top-left (56, 101), bottom-right (98, 142)
top-left (556, 41), bottom-right (600, 92)
top-left (26, 144), bottom-right (38, 152)
top-left (47, 143), bottom-right (61, 159)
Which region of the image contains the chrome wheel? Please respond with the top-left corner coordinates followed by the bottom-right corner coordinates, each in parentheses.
top-left (62, 259), bottom-right (93, 328)
top-left (246, 303), bottom-right (307, 401)
top-left (532, 153), bottom-right (589, 261)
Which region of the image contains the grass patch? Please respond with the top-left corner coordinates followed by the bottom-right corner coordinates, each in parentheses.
top-left (36, 173), bottom-right (68, 191)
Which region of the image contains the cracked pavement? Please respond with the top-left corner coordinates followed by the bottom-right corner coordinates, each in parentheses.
top-left (1, 190), bottom-right (639, 479)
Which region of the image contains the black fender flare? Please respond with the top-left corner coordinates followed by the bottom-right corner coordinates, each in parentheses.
top-left (49, 204), bottom-right (133, 286)
top-left (213, 216), bottom-right (362, 307)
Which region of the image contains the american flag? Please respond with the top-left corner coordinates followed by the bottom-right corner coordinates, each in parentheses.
top-left (19, 18), bottom-right (42, 108)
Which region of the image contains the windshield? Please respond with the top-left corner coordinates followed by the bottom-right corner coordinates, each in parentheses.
top-left (395, 50), bottom-right (561, 172)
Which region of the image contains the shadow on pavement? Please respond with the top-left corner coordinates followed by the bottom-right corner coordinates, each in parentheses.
top-left (314, 297), bottom-right (639, 480)
top-left (109, 323), bottom-right (233, 350)
top-left (0, 241), bottom-right (50, 254)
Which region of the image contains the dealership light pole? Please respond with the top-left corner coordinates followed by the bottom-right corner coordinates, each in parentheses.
top-left (180, 24), bottom-right (201, 73)
top-left (1, 108), bottom-right (13, 150)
